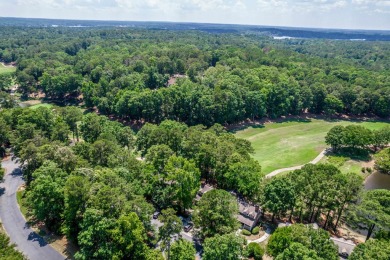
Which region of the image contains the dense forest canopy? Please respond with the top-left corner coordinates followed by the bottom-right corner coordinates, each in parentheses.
top-left (0, 26), bottom-right (389, 126)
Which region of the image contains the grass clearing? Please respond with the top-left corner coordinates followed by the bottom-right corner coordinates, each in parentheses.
top-left (29, 103), bottom-right (54, 110)
top-left (0, 63), bottom-right (16, 74)
top-left (234, 118), bottom-right (390, 174)
top-left (16, 190), bottom-right (29, 217)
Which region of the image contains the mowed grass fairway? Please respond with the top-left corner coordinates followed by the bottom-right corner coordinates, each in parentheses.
top-left (0, 63), bottom-right (16, 74)
top-left (234, 118), bottom-right (390, 174)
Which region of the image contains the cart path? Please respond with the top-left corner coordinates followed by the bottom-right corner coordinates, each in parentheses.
top-left (265, 149), bottom-right (328, 178)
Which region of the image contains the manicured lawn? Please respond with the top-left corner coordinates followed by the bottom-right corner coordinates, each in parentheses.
top-left (0, 63), bottom-right (16, 74)
top-left (234, 118), bottom-right (390, 174)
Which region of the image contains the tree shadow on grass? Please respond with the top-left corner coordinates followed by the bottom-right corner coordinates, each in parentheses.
top-left (329, 148), bottom-right (372, 162)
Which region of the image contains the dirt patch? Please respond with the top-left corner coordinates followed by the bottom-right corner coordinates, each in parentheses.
top-left (335, 224), bottom-right (366, 244)
top-left (26, 220), bottom-right (77, 259)
top-left (28, 91), bottom-right (46, 99)
top-left (362, 159), bottom-right (375, 168)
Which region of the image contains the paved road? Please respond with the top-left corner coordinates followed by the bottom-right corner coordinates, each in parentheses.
top-left (265, 149), bottom-right (329, 178)
top-left (0, 157), bottom-right (65, 260)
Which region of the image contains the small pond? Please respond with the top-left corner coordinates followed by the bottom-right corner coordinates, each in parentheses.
top-left (364, 171), bottom-right (390, 190)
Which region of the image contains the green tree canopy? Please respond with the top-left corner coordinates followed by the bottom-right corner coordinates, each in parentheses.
top-left (193, 189), bottom-right (239, 238)
top-left (347, 189), bottom-right (390, 241)
top-left (374, 148), bottom-right (390, 174)
top-left (349, 239), bottom-right (390, 260)
top-left (203, 233), bottom-right (246, 260)
top-left (170, 239), bottom-right (196, 260)
top-left (267, 224), bottom-right (338, 260)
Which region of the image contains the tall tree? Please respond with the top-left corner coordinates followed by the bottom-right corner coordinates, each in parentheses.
top-left (159, 208), bottom-right (183, 260)
top-left (193, 189), bottom-right (239, 238)
top-left (347, 189), bottom-right (390, 241)
top-left (202, 233), bottom-right (246, 260)
top-left (170, 239), bottom-right (195, 260)
top-left (349, 239), bottom-right (390, 260)
top-left (164, 156), bottom-right (200, 212)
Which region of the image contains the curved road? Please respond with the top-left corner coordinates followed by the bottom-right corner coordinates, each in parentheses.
top-left (0, 157), bottom-right (65, 260)
top-left (265, 149), bottom-right (329, 178)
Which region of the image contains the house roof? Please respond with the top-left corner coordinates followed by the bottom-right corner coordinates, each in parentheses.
top-left (195, 184), bottom-right (214, 201)
top-left (237, 214), bottom-right (256, 227)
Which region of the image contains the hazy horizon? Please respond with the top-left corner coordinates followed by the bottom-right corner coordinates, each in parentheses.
top-left (0, 0), bottom-right (389, 31)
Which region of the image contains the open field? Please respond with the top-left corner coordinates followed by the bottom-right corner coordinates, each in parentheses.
top-left (234, 118), bottom-right (390, 174)
top-left (0, 63), bottom-right (16, 74)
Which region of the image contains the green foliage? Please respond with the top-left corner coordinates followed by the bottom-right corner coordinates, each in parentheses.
top-left (347, 189), bottom-right (390, 241)
top-left (375, 148), bottom-right (390, 174)
top-left (275, 242), bottom-right (321, 260)
top-left (246, 242), bottom-right (264, 260)
top-left (325, 124), bottom-right (376, 152)
top-left (158, 208), bottom-right (182, 257)
top-left (263, 176), bottom-right (296, 220)
top-left (170, 239), bottom-right (196, 260)
top-left (0, 167), bottom-right (4, 182)
top-left (349, 239), bottom-right (390, 260)
top-left (75, 210), bottom-right (149, 260)
top-left (193, 189), bottom-right (239, 238)
top-left (4, 26), bottom-right (389, 126)
top-left (224, 158), bottom-right (263, 200)
top-left (27, 161), bottom-right (67, 232)
top-left (0, 231), bottom-right (26, 260)
top-left (251, 226), bottom-right (260, 235)
top-left (203, 233), bottom-right (246, 260)
top-left (324, 95), bottom-right (343, 115)
top-left (164, 156), bottom-right (200, 212)
top-left (241, 229), bottom-right (251, 236)
top-left (267, 224), bottom-right (338, 260)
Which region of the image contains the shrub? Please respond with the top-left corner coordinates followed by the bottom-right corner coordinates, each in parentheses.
top-left (0, 168), bottom-right (4, 182)
top-left (247, 242), bottom-right (264, 260)
top-left (242, 229), bottom-right (251, 236)
top-left (252, 226), bottom-right (260, 235)
top-left (366, 167), bottom-right (373, 173)
top-left (361, 167), bottom-right (366, 173)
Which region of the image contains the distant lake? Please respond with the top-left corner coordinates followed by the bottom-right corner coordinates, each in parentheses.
top-left (364, 172), bottom-right (390, 190)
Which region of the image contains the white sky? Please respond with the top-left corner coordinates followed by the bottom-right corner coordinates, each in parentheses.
top-left (0, 0), bottom-right (389, 30)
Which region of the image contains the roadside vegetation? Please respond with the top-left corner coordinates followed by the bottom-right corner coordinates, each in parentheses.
top-left (0, 226), bottom-right (25, 260)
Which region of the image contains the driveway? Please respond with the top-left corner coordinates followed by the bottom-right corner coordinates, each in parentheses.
top-left (0, 156), bottom-right (65, 260)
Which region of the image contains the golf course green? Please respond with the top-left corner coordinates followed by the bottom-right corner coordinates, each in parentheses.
top-left (234, 118), bottom-right (390, 174)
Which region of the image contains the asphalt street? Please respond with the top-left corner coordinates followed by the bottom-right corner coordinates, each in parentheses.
top-left (0, 156), bottom-right (65, 260)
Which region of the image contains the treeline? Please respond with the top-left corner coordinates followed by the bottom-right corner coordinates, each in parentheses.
top-left (261, 165), bottom-right (390, 241)
top-left (261, 164), bottom-right (362, 231)
top-left (0, 27), bottom-right (389, 126)
top-left (325, 125), bottom-right (390, 151)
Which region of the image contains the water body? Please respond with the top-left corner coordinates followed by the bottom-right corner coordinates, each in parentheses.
top-left (364, 171), bottom-right (390, 190)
